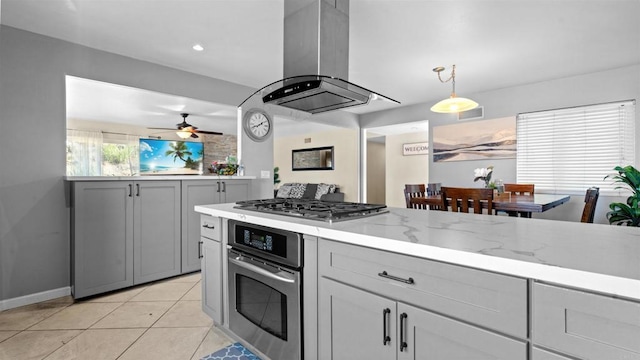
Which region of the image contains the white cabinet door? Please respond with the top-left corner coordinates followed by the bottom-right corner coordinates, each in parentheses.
top-left (133, 181), bottom-right (181, 284)
top-left (397, 302), bottom-right (527, 360)
top-left (72, 181), bottom-right (134, 298)
top-left (318, 278), bottom-right (396, 360)
top-left (201, 236), bottom-right (222, 324)
top-left (181, 180), bottom-right (220, 273)
top-left (219, 179), bottom-right (250, 203)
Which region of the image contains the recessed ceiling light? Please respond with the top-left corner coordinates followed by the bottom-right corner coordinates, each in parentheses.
top-left (192, 44), bottom-right (204, 51)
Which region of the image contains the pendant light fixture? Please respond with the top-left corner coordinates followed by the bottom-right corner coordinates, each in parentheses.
top-left (430, 65), bottom-right (478, 113)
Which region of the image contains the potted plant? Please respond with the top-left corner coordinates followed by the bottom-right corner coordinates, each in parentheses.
top-left (605, 165), bottom-right (640, 226)
top-left (273, 166), bottom-right (281, 197)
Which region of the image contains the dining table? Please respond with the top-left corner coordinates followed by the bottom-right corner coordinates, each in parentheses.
top-left (417, 192), bottom-right (571, 217)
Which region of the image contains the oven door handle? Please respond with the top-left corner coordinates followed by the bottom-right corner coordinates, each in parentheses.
top-left (229, 256), bottom-right (296, 284)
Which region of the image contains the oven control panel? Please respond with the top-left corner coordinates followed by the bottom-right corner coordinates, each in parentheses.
top-left (229, 220), bottom-right (303, 269)
top-left (242, 229), bottom-right (276, 253)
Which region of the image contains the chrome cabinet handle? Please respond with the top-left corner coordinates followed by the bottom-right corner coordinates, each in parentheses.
top-left (221, 181), bottom-right (226, 193)
top-left (201, 224), bottom-right (215, 229)
top-left (400, 313), bottom-right (408, 352)
top-left (229, 257), bottom-right (295, 284)
top-left (198, 240), bottom-right (203, 259)
top-left (128, 184), bottom-right (132, 197)
top-left (378, 271), bottom-right (414, 284)
top-left (136, 183), bottom-right (140, 196)
top-left (383, 308), bottom-right (391, 345)
top-left (216, 182), bottom-right (221, 193)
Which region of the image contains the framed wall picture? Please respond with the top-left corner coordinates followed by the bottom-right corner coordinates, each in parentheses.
top-left (432, 116), bottom-right (516, 162)
top-left (292, 146), bottom-right (334, 171)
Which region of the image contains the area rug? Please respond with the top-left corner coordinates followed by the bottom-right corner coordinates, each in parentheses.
top-left (200, 342), bottom-right (262, 360)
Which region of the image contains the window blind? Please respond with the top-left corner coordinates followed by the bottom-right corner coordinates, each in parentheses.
top-left (516, 100), bottom-right (635, 196)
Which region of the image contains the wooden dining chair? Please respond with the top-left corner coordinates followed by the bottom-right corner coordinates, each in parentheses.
top-left (504, 183), bottom-right (535, 195)
top-left (581, 187), bottom-right (599, 223)
top-left (408, 196), bottom-right (429, 210)
top-left (502, 183), bottom-right (535, 217)
top-left (404, 184), bottom-right (426, 209)
top-left (440, 187), bottom-right (494, 214)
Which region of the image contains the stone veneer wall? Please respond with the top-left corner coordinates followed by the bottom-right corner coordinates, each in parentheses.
top-left (202, 134), bottom-right (237, 170)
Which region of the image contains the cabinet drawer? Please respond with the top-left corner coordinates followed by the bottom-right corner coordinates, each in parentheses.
top-left (532, 348), bottom-right (572, 360)
top-left (200, 215), bottom-right (221, 241)
top-left (533, 282), bottom-right (640, 360)
top-left (319, 239), bottom-right (527, 338)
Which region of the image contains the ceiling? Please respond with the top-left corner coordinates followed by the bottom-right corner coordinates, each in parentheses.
top-left (2, 0), bottom-right (640, 137)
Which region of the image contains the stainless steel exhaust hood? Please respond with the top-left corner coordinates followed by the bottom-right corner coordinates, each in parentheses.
top-left (262, 75), bottom-right (388, 114)
top-left (247, 0), bottom-right (399, 114)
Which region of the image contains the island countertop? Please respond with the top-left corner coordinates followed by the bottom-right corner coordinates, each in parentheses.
top-left (195, 203), bottom-right (640, 301)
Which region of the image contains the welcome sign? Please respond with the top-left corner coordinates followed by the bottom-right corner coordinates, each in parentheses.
top-left (403, 142), bottom-right (429, 156)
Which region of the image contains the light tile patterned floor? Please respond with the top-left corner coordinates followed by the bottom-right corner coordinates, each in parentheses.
top-left (0, 272), bottom-right (233, 360)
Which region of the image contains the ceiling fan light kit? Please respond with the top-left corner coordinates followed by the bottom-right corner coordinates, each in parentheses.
top-left (176, 130), bottom-right (193, 139)
top-left (148, 113), bottom-right (223, 139)
top-left (430, 65), bottom-right (478, 114)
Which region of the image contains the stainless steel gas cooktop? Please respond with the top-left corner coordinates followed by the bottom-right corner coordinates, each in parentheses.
top-left (234, 198), bottom-right (388, 222)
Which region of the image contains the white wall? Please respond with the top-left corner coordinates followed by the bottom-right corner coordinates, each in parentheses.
top-left (384, 132), bottom-right (430, 208)
top-left (361, 64), bottom-right (640, 223)
top-left (274, 128), bottom-right (359, 202)
top-left (0, 25), bottom-right (254, 302)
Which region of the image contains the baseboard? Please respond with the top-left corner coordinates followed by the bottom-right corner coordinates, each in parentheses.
top-left (0, 287), bottom-right (71, 311)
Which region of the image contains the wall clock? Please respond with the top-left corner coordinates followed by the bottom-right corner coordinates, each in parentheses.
top-left (243, 108), bottom-right (273, 142)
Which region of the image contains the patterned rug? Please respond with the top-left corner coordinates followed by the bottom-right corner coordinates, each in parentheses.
top-left (200, 342), bottom-right (262, 360)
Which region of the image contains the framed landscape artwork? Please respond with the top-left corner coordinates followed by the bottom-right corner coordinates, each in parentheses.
top-left (432, 116), bottom-right (516, 162)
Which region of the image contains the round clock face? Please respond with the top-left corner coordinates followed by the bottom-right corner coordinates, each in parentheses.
top-left (243, 109), bottom-right (272, 142)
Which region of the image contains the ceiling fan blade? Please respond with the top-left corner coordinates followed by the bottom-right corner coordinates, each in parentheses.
top-left (190, 133), bottom-right (199, 139)
top-left (195, 130), bottom-right (224, 135)
top-left (148, 127), bottom-right (177, 131)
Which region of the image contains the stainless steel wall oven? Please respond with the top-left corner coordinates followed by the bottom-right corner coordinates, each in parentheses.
top-left (227, 220), bottom-right (303, 360)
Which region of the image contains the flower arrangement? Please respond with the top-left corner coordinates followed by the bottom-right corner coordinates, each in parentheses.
top-left (474, 166), bottom-right (495, 188)
top-left (209, 155), bottom-right (238, 175)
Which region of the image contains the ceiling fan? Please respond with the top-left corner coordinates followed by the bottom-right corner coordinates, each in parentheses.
top-left (149, 113), bottom-right (223, 139)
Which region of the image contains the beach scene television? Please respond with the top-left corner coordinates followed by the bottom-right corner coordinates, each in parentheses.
top-left (139, 139), bottom-right (203, 175)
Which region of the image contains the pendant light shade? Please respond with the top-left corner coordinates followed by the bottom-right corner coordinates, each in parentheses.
top-left (430, 94), bottom-right (479, 113)
top-left (176, 130), bottom-right (192, 139)
top-left (430, 65), bottom-right (478, 114)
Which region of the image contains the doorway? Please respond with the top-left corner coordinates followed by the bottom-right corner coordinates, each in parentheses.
top-left (362, 121), bottom-right (430, 207)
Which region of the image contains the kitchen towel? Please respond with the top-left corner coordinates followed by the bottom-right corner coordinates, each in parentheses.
top-left (200, 342), bottom-right (261, 360)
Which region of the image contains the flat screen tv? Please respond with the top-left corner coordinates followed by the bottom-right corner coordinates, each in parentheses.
top-left (139, 139), bottom-right (204, 175)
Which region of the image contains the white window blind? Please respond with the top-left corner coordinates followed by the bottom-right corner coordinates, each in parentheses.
top-left (517, 100), bottom-right (635, 196)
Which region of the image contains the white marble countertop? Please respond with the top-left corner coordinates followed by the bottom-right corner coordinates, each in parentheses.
top-left (195, 203), bottom-right (640, 301)
top-left (65, 175), bottom-right (256, 181)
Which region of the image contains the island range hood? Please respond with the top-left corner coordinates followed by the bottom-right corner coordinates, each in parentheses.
top-left (257, 0), bottom-right (398, 114)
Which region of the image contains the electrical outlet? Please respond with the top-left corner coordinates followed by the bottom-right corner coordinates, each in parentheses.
top-left (261, 170), bottom-right (270, 179)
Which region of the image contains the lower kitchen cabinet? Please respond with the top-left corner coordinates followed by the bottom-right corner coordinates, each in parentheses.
top-left (319, 277), bottom-right (526, 360)
top-left (72, 181), bottom-right (134, 298)
top-left (532, 282), bottom-right (640, 360)
top-left (319, 277), bottom-right (396, 360)
top-left (133, 181), bottom-right (181, 284)
top-left (72, 180), bottom-right (181, 298)
top-left (201, 216), bottom-right (222, 324)
top-left (181, 179), bottom-right (249, 273)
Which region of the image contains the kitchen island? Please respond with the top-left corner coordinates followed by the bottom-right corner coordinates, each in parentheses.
top-left (195, 203), bottom-right (640, 360)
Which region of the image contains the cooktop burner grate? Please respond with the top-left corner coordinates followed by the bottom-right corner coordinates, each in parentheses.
top-left (234, 198), bottom-right (388, 222)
